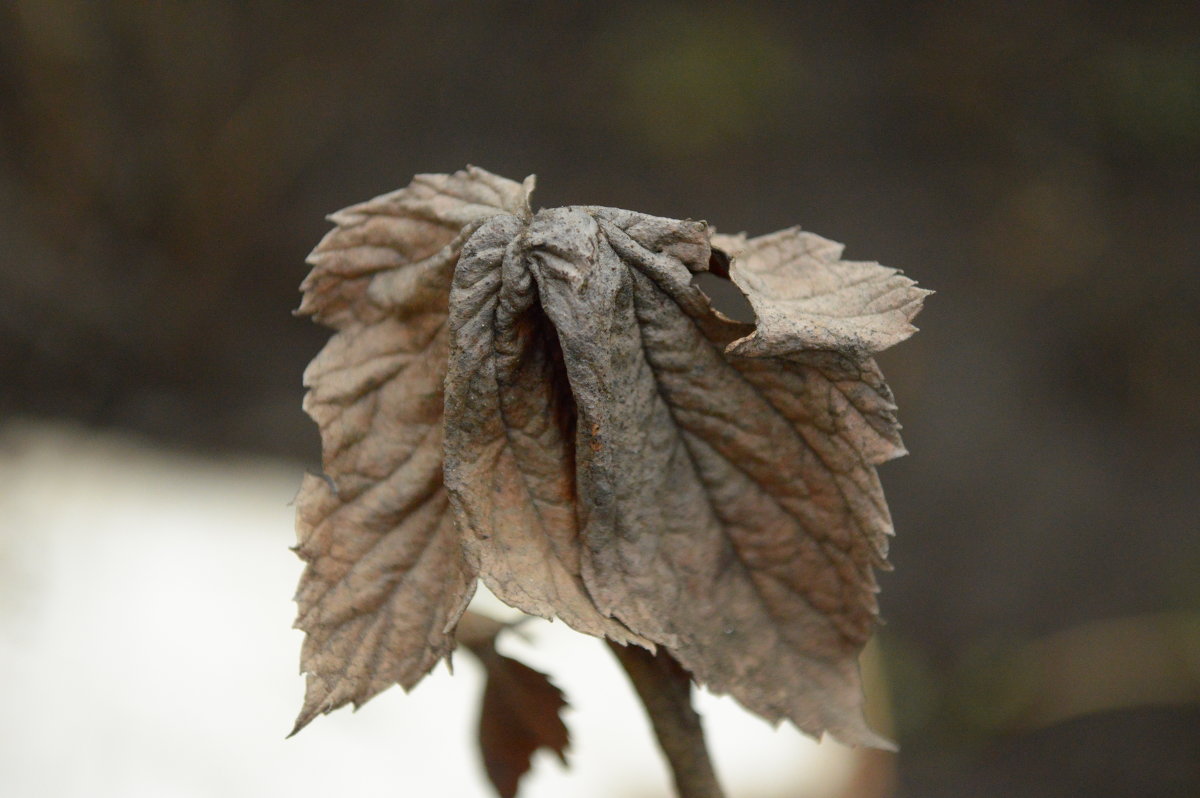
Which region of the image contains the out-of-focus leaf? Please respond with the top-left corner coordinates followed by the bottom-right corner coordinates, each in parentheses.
top-left (459, 619), bottom-right (571, 798)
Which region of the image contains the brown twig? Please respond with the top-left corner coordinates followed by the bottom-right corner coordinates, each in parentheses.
top-left (607, 641), bottom-right (726, 798)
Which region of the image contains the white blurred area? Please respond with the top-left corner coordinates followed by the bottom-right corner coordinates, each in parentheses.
top-left (0, 422), bottom-right (874, 798)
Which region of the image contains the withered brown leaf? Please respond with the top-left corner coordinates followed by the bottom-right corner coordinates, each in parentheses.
top-left (457, 613), bottom-right (570, 798)
top-left (292, 167), bottom-right (929, 749)
top-left (291, 168), bottom-right (534, 732)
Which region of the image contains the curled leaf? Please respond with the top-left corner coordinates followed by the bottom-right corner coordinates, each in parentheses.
top-left (292, 168), bottom-right (928, 751)
top-left (443, 214), bottom-right (650, 648)
top-left (715, 227), bottom-right (932, 357)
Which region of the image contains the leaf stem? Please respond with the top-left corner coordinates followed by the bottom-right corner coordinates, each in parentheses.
top-left (607, 641), bottom-right (726, 798)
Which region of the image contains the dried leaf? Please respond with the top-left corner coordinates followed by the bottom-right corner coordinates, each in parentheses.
top-left (291, 167), bottom-right (534, 732)
top-left (714, 227), bottom-right (932, 357)
top-left (459, 622), bottom-right (570, 798)
top-left (521, 208), bottom-right (918, 746)
top-left (444, 214), bottom-right (646, 647)
top-left (292, 168), bottom-right (928, 751)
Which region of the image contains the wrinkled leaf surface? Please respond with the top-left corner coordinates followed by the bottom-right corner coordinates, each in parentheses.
top-left (293, 167), bottom-right (928, 748)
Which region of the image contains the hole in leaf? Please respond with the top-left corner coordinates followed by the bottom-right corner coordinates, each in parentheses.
top-left (695, 266), bottom-right (755, 324)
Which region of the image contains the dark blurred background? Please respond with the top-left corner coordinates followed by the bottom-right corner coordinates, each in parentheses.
top-left (2, 1), bottom-right (1198, 796)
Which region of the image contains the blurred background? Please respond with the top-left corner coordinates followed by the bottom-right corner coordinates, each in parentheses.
top-left (1, 1), bottom-right (1198, 796)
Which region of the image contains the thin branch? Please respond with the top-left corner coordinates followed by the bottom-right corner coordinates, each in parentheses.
top-left (607, 641), bottom-right (726, 798)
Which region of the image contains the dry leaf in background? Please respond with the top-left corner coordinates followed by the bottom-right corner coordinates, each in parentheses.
top-left (291, 167), bottom-right (929, 774)
top-left (457, 612), bottom-right (570, 798)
